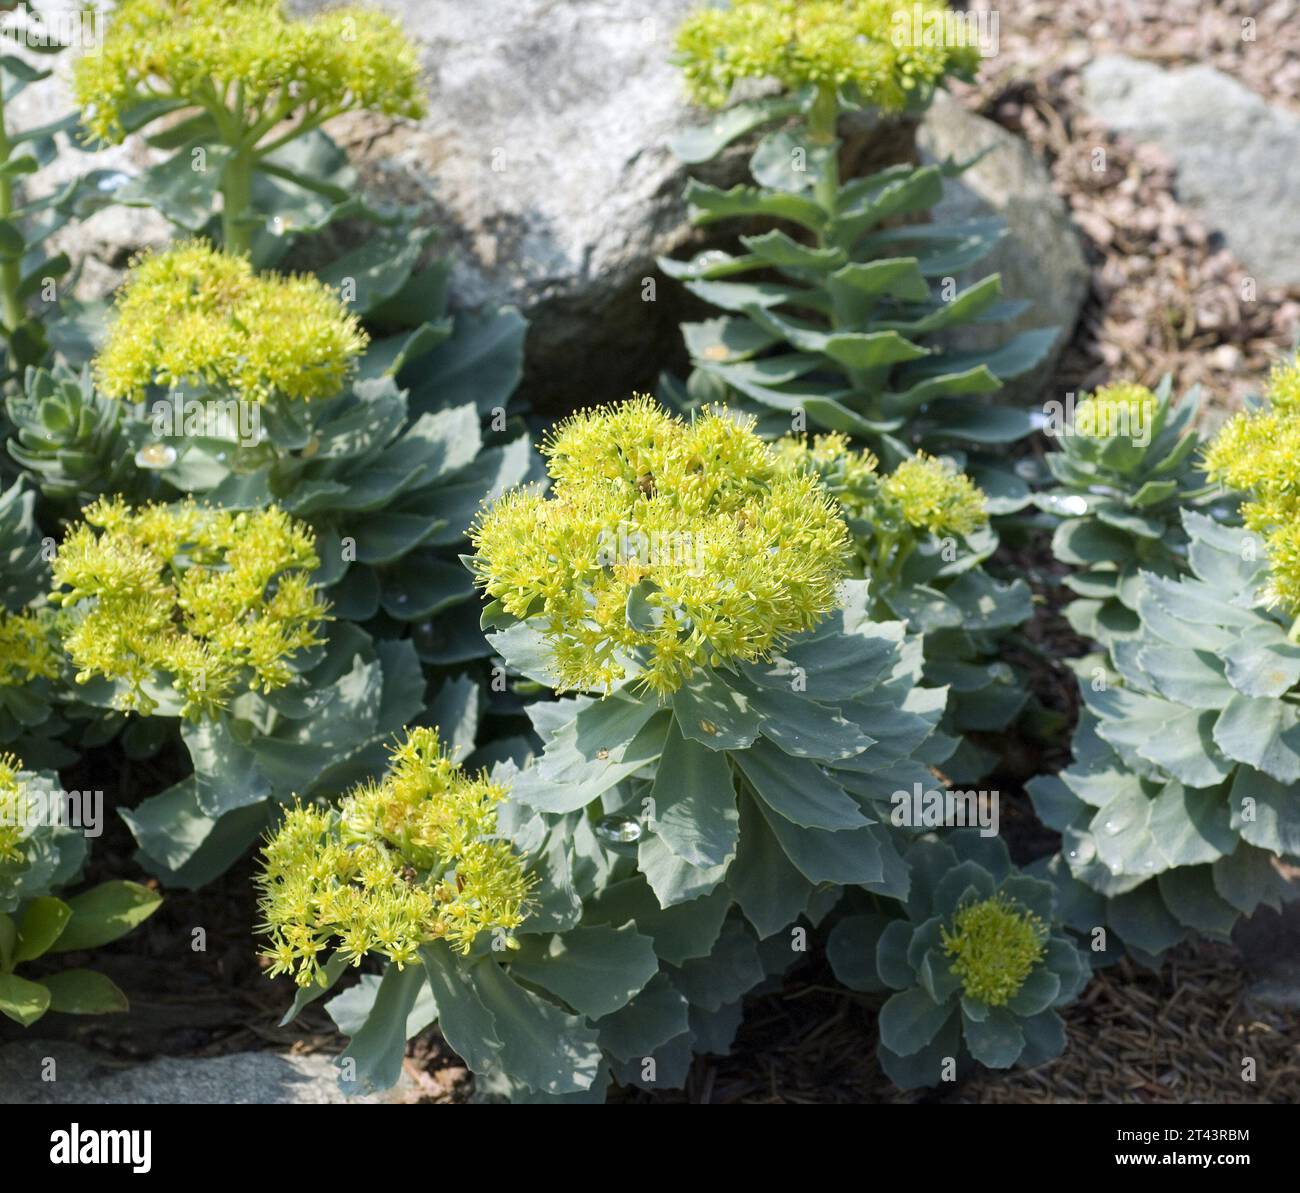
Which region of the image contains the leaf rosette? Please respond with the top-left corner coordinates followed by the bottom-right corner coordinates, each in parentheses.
top-left (828, 832), bottom-right (1088, 1088)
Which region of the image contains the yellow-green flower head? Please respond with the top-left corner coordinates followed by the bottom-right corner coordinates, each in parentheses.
top-left (776, 432), bottom-right (879, 495)
top-left (673, 0), bottom-right (979, 110)
top-left (49, 496), bottom-right (329, 718)
top-left (1258, 517), bottom-right (1300, 616)
top-left (1203, 356), bottom-right (1300, 612)
top-left (879, 451), bottom-right (987, 537)
top-left (96, 242), bottom-right (367, 404)
top-left (255, 727), bottom-right (534, 985)
top-left (0, 753), bottom-right (27, 866)
top-left (1264, 359), bottom-right (1300, 412)
top-left (74, 0), bottom-right (426, 144)
top-left (0, 610), bottom-right (60, 687)
top-left (1072, 381), bottom-right (1156, 443)
top-left (470, 397), bottom-right (852, 696)
top-left (1203, 410), bottom-right (1300, 510)
top-left (940, 894), bottom-right (1047, 1007)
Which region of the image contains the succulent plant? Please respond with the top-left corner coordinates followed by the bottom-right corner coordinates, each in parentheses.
top-left (288, 398), bottom-right (954, 1100)
top-left (1029, 361), bottom-right (1300, 962)
top-left (776, 432), bottom-right (1033, 780)
top-left (0, 753), bottom-right (161, 1027)
top-left (662, 0), bottom-right (1054, 508)
top-left (257, 728), bottom-right (535, 980)
top-left (47, 497), bottom-right (427, 886)
top-left (828, 832), bottom-right (1089, 1088)
top-left (6, 364), bottom-right (146, 511)
top-left (0, 4), bottom-right (113, 384)
top-left (87, 242), bottom-right (531, 644)
top-left (1039, 378), bottom-right (1216, 649)
top-left (73, 0), bottom-right (426, 258)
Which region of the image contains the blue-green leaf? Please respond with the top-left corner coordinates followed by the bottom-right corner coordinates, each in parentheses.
top-left (509, 924), bottom-right (657, 1019)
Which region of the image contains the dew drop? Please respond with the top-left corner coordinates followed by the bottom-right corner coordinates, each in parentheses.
top-left (594, 815), bottom-right (642, 845)
top-left (96, 170), bottom-right (131, 193)
top-left (1043, 493), bottom-right (1089, 516)
top-left (135, 442), bottom-right (177, 469)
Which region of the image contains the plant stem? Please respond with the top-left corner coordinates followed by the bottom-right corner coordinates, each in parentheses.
top-left (807, 84), bottom-right (840, 224)
top-left (221, 149), bottom-right (255, 257)
top-left (0, 81), bottom-right (24, 334)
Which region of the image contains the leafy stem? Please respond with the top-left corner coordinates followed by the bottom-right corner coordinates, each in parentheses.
top-left (0, 77), bottom-right (24, 335)
top-left (220, 147), bottom-right (256, 257)
top-left (807, 84), bottom-right (840, 221)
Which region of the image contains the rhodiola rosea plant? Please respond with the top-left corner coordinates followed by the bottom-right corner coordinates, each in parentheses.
top-left (45, 0), bottom-right (532, 664)
top-left (1030, 360), bottom-right (1300, 964)
top-left (46, 497), bottom-right (425, 886)
top-left (661, 0), bottom-right (1056, 509)
top-left (82, 240), bottom-right (526, 639)
top-left (776, 433), bottom-right (1033, 780)
top-left (828, 832), bottom-right (1088, 1088)
top-left (72, 0), bottom-right (426, 261)
top-left (1038, 379), bottom-right (1217, 651)
top-left (0, 752), bottom-right (161, 1027)
top-left (272, 397), bottom-right (968, 1100)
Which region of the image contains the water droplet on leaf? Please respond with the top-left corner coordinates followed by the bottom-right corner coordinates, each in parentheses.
top-left (135, 442), bottom-right (176, 469)
top-left (594, 815), bottom-right (642, 845)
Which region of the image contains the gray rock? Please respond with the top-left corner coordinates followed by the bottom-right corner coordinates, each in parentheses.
top-left (0, 1040), bottom-right (414, 1104)
top-left (290, 0), bottom-right (916, 410)
top-left (918, 92), bottom-right (1089, 404)
top-left (1082, 53), bottom-right (1300, 288)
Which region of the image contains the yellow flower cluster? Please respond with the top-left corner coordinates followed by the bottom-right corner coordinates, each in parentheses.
top-left (881, 452), bottom-right (988, 537)
top-left (96, 242), bottom-right (367, 404)
top-left (1071, 381), bottom-right (1156, 442)
top-left (673, 0), bottom-right (979, 110)
top-left (780, 434), bottom-right (987, 537)
top-left (773, 432), bottom-right (880, 518)
top-left (0, 610), bottom-right (60, 687)
top-left (0, 753), bottom-right (26, 866)
top-left (1204, 360), bottom-right (1300, 613)
top-left (1267, 359), bottom-right (1300, 411)
top-left (470, 398), bottom-right (851, 695)
top-left (256, 728), bottom-right (533, 985)
top-left (49, 497), bottom-right (329, 718)
top-left (74, 0), bottom-right (426, 143)
top-left (941, 894), bottom-right (1046, 1007)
